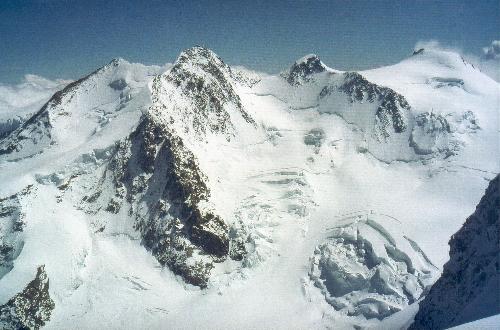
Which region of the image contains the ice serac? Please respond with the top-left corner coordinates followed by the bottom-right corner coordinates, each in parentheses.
top-left (409, 111), bottom-right (479, 157)
top-left (86, 46), bottom-right (255, 287)
top-left (0, 45), bottom-right (498, 328)
top-left (0, 265), bottom-right (55, 330)
top-left (283, 54), bottom-right (327, 85)
top-left (410, 175), bottom-right (500, 330)
top-left (309, 215), bottom-right (438, 321)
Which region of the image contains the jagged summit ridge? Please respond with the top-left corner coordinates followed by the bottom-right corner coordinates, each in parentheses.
top-left (150, 46), bottom-right (255, 142)
top-left (0, 44), bottom-right (498, 329)
top-left (78, 47), bottom-right (258, 287)
top-left (283, 53), bottom-right (327, 85)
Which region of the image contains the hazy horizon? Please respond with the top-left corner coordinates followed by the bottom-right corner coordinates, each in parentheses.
top-left (1, 0), bottom-right (499, 83)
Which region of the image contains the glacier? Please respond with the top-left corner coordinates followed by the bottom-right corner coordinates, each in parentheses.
top-left (0, 46), bottom-right (498, 329)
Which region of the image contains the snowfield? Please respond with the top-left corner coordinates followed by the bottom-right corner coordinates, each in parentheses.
top-left (0, 46), bottom-right (498, 329)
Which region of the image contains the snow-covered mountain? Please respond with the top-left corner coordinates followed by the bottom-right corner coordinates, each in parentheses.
top-left (0, 46), bottom-right (498, 329)
top-left (0, 75), bottom-right (71, 140)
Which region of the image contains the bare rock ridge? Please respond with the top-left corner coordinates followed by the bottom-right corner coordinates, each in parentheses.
top-left (337, 72), bottom-right (410, 138)
top-left (97, 116), bottom-right (230, 287)
top-left (0, 265), bottom-right (55, 330)
top-left (410, 175), bottom-right (500, 329)
top-left (283, 54), bottom-right (327, 85)
top-left (413, 48), bottom-right (425, 56)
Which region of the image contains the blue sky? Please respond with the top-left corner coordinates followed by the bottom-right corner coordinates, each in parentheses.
top-left (1, 0), bottom-right (499, 83)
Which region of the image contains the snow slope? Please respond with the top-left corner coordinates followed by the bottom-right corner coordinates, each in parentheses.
top-left (0, 46), bottom-right (498, 329)
top-left (0, 75), bottom-right (71, 139)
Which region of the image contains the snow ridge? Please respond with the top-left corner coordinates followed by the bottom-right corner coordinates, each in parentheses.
top-left (0, 46), bottom-right (498, 329)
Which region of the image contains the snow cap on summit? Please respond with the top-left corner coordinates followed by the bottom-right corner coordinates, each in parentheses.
top-left (175, 46), bottom-right (226, 68)
top-left (284, 53), bottom-right (326, 85)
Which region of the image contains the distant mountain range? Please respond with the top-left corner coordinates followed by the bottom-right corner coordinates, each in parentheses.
top-left (0, 46), bottom-right (498, 329)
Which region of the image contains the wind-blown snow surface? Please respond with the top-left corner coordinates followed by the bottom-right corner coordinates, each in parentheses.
top-left (0, 47), bottom-right (498, 329)
top-left (0, 75), bottom-right (71, 139)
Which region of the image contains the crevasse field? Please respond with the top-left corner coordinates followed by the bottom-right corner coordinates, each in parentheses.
top-left (0, 45), bottom-right (498, 329)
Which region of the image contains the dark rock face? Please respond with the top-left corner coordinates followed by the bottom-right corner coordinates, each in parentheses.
top-left (0, 265), bottom-right (55, 330)
top-left (410, 175), bottom-right (500, 330)
top-left (414, 112), bottom-right (451, 134)
top-left (0, 185), bottom-right (31, 279)
top-left (303, 128), bottom-right (325, 148)
top-left (108, 78), bottom-right (128, 91)
top-left (0, 117), bottom-right (24, 140)
top-left (333, 72), bottom-right (410, 138)
top-left (284, 54), bottom-right (326, 85)
top-left (413, 48), bottom-right (425, 56)
top-left (81, 47), bottom-right (258, 288)
top-left (96, 115), bottom-right (230, 288)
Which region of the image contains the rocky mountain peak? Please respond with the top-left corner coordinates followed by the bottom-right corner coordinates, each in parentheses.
top-left (150, 46), bottom-right (255, 140)
top-left (413, 48), bottom-right (425, 56)
top-left (284, 54), bottom-right (327, 85)
top-left (176, 46), bottom-right (227, 69)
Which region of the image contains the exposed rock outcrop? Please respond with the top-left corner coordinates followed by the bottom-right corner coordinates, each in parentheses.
top-left (410, 175), bottom-right (500, 329)
top-left (0, 265), bottom-right (55, 330)
top-left (84, 47), bottom-right (258, 288)
top-left (283, 54), bottom-right (326, 85)
top-left (0, 185), bottom-right (32, 280)
top-left (338, 72), bottom-right (410, 138)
